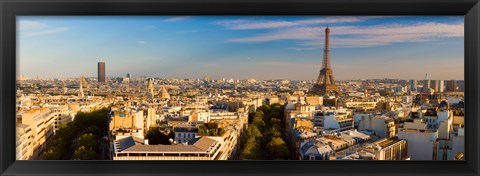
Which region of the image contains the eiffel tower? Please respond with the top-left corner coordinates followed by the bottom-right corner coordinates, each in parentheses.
top-left (312, 26), bottom-right (340, 95)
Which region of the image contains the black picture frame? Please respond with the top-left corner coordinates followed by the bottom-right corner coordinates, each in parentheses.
top-left (1, 0), bottom-right (479, 176)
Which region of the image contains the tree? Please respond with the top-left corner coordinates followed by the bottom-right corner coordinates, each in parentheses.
top-left (146, 128), bottom-right (166, 144)
top-left (270, 111), bottom-right (281, 120)
top-left (270, 118), bottom-right (282, 126)
top-left (247, 125), bottom-right (263, 139)
top-left (203, 122), bottom-right (219, 129)
top-left (167, 131), bottom-right (175, 142)
top-left (268, 124), bottom-right (282, 139)
top-left (77, 133), bottom-right (97, 150)
top-left (238, 104), bottom-right (291, 160)
top-left (266, 137), bottom-right (290, 160)
top-left (73, 146), bottom-right (96, 160)
top-left (248, 112), bottom-right (255, 124)
top-left (198, 123), bottom-right (224, 136)
top-left (254, 111), bottom-right (264, 119)
top-left (146, 128), bottom-right (174, 145)
top-left (42, 147), bottom-right (62, 160)
top-left (252, 116), bottom-right (265, 133)
top-left (239, 137), bottom-right (261, 160)
top-left (241, 125), bottom-right (262, 148)
top-left (43, 108), bottom-right (110, 159)
top-left (83, 126), bottom-right (101, 137)
top-left (198, 125), bottom-right (208, 136)
top-left (258, 105), bottom-right (272, 119)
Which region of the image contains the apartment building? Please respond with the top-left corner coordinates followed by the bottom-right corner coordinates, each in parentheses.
top-left (113, 136), bottom-right (224, 160)
top-left (16, 107), bottom-right (56, 159)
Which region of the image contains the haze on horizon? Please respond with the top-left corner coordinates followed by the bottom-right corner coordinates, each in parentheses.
top-left (17, 16), bottom-right (464, 81)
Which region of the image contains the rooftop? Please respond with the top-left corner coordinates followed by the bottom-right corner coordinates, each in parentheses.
top-left (373, 137), bottom-right (402, 149)
top-left (115, 136), bottom-right (219, 154)
top-left (174, 126), bottom-right (199, 133)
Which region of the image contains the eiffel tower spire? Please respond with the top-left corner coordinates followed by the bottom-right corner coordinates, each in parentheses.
top-left (312, 26), bottom-right (340, 95)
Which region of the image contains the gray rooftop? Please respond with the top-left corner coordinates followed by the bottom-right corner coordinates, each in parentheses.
top-left (115, 136), bottom-right (218, 154)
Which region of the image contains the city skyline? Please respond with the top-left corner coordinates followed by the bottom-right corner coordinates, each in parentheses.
top-left (17, 16), bottom-right (464, 80)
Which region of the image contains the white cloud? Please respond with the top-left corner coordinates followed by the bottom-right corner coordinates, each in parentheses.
top-left (18, 21), bottom-right (49, 30)
top-left (215, 16), bottom-right (379, 30)
top-left (226, 22), bottom-right (464, 48)
top-left (163, 16), bottom-right (192, 22)
top-left (227, 31), bottom-right (318, 43)
top-left (18, 21), bottom-right (68, 37)
top-left (23, 27), bottom-right (69, 37)
top-left (287, 47), bottom-right (320, 51)
top-left (137, 41), bottom-right (148, 44)
top-left (216, 19), bottom-right (296, 30)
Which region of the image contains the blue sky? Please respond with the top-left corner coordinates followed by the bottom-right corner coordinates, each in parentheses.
top-left (17, 16), bottom-right (464, 80)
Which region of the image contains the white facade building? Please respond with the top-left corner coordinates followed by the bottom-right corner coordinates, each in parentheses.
top-left (358, 115), bottom-right (396, 138)
top-left (398, 128), bottom-right (437, 160)
top-left (323, 112), bottom-right (354, 132)
top-left (174, 126), bottom-right (199, 144)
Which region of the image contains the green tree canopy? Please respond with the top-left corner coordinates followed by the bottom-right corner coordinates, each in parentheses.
top-left (254, 111), bottom-right (264, 119)
top-left (42, 147), bottom-right (62, 160)
top-left (239, 137), bottom-right (261, 160)
top-left (268, 124), bottom-right (283, 139)
top-left (198, 123), bottom-right (224, 136)
top-left (146, 128), bottom-right (175, 145)
top-left (266, 137), bottom-right (290, 160)
top-left (42, 108), bottom-right (109, 160)
top-left (270, 118), bottom-right (282, 126)
top-left (73, 146), bottom-right (96, 160)
top-left (252, 116), bottom-right (265, 133)
top-left (237, 104), bottom-right (290, 160)
top-left (77, 133), bottom-right (97, 150)
top-left (247, 125), bottom-right (263, 139)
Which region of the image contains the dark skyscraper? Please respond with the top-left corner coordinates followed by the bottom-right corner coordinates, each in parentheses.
top-left (98, 62), bottom-right (105, 82)
top-left (445, 80), bottom-right (458, 92)
top-left (311, 26), bottom-right (340, 95)
top-left (430, 80), bottom-right (438, 92)
top-left (410, 80), bottom-right (418, 92)
top-left (423, 73), bottom-right (430, 91)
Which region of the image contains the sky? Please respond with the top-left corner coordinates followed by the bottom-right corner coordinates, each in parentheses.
top-left (17, 16), bottom-right (464, 81)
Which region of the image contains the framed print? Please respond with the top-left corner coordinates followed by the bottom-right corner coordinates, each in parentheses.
top-left (1, 0), bottom-right (479, 176)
